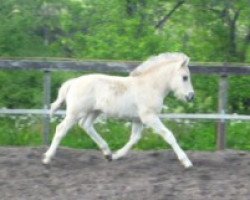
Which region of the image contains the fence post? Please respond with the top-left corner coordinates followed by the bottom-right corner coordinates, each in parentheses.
top-left (217, 74), bottom-right (228, 150)
top-left (43, 70), bottom-right (51, 145)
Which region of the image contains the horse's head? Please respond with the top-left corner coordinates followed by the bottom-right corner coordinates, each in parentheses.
top-left (170, 55), bottom-right (195, 102)
top-left (130, 52), bottom-right (195, 102)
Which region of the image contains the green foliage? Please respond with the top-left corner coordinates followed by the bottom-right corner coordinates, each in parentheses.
top-left (229, 76), bottom-right (250, 114)
top-left (1, 116), bottom-right (250, 150)
top-left (0, 116), bottom-right (43, 146)
top-left (0, 0), bottom-right (249, 61)
top-left (0, 71), bottom-right (43, 108)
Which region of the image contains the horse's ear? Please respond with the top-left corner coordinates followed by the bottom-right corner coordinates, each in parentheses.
top-left (180, 56), bottom-right (190, 68)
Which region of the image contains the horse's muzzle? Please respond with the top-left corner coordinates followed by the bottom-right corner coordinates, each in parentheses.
top-left (186, 92), bottom-right (195, 102)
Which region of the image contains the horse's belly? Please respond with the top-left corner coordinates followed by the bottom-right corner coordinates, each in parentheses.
top-left (95, 96), bottom-right (138, 119)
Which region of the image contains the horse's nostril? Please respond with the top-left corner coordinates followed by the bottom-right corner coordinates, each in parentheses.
top-left (187, 92), bottom-right (195, 101)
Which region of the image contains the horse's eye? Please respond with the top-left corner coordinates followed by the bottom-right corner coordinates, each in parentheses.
top-left (183, 76), bottom-right (188, 81)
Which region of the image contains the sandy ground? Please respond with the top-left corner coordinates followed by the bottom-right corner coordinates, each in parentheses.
top-left (0, 147), bottom-right (249, 200)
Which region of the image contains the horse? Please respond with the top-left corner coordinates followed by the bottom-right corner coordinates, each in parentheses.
top-left (42, 52), bottom-right (195, 168)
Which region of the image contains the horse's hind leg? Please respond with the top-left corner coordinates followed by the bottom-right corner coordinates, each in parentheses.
top-left (79, 112), bottom-right (112, 160)
top-left (112, 121), bottom-right (143, 160)
top-left (42, 115), bottom-right (77, 164)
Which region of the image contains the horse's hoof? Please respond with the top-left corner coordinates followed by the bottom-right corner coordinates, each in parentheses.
top-left (42, 154), bottom-right (50, 165)
top-left (182, 159), bottom-right (193, 169)
top-left (104, 154), bottom-right (113, 162)
top-left (42, 159), bottom-right (50, 165)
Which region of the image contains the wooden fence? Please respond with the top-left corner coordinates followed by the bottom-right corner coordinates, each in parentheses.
top-left (0, 59), bottom-right (249, 149)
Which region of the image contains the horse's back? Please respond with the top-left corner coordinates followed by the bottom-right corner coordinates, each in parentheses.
top-left (65, 74), bottom-right (137, 118)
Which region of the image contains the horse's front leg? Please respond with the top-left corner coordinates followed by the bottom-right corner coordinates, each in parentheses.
top-left (112, 121), bottom-right (143, 160)
top-left (140, 114), bottom-right (193, 168)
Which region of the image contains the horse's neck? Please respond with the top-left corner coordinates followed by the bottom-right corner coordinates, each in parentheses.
top-left (139, 64), bottom-right (174, 97)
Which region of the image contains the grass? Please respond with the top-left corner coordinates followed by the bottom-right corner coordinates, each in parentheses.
top-left (0, 115), bottom-right (249, 151)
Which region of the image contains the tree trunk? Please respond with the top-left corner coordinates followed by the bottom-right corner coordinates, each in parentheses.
top-left (228, 10), bottom-right (241, 61)
top-left (155, 0), bottom-right (185, 30)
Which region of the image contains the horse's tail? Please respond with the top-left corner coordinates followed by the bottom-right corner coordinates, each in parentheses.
top-left (50, 79), bottom-right (73, 117)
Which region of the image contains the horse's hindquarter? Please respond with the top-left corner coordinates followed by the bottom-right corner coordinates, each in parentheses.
top-left (65, 75), bottom-right (97, 115)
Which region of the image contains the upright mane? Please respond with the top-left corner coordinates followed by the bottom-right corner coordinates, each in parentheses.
top-left (130, 52), bottom-right (189, 76)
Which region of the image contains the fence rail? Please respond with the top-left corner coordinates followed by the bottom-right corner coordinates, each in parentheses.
top-left (1, 109), bottom-right (250, 120)
top-left (0, 59), bottom-right (250, 74)
top-left (0, 59), bottom-right (249, 149)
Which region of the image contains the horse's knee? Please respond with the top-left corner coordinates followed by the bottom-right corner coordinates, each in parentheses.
top-left (53, 130), bottom-right (66, 142)
top-left (141, 116), bottom-right (177, 146)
